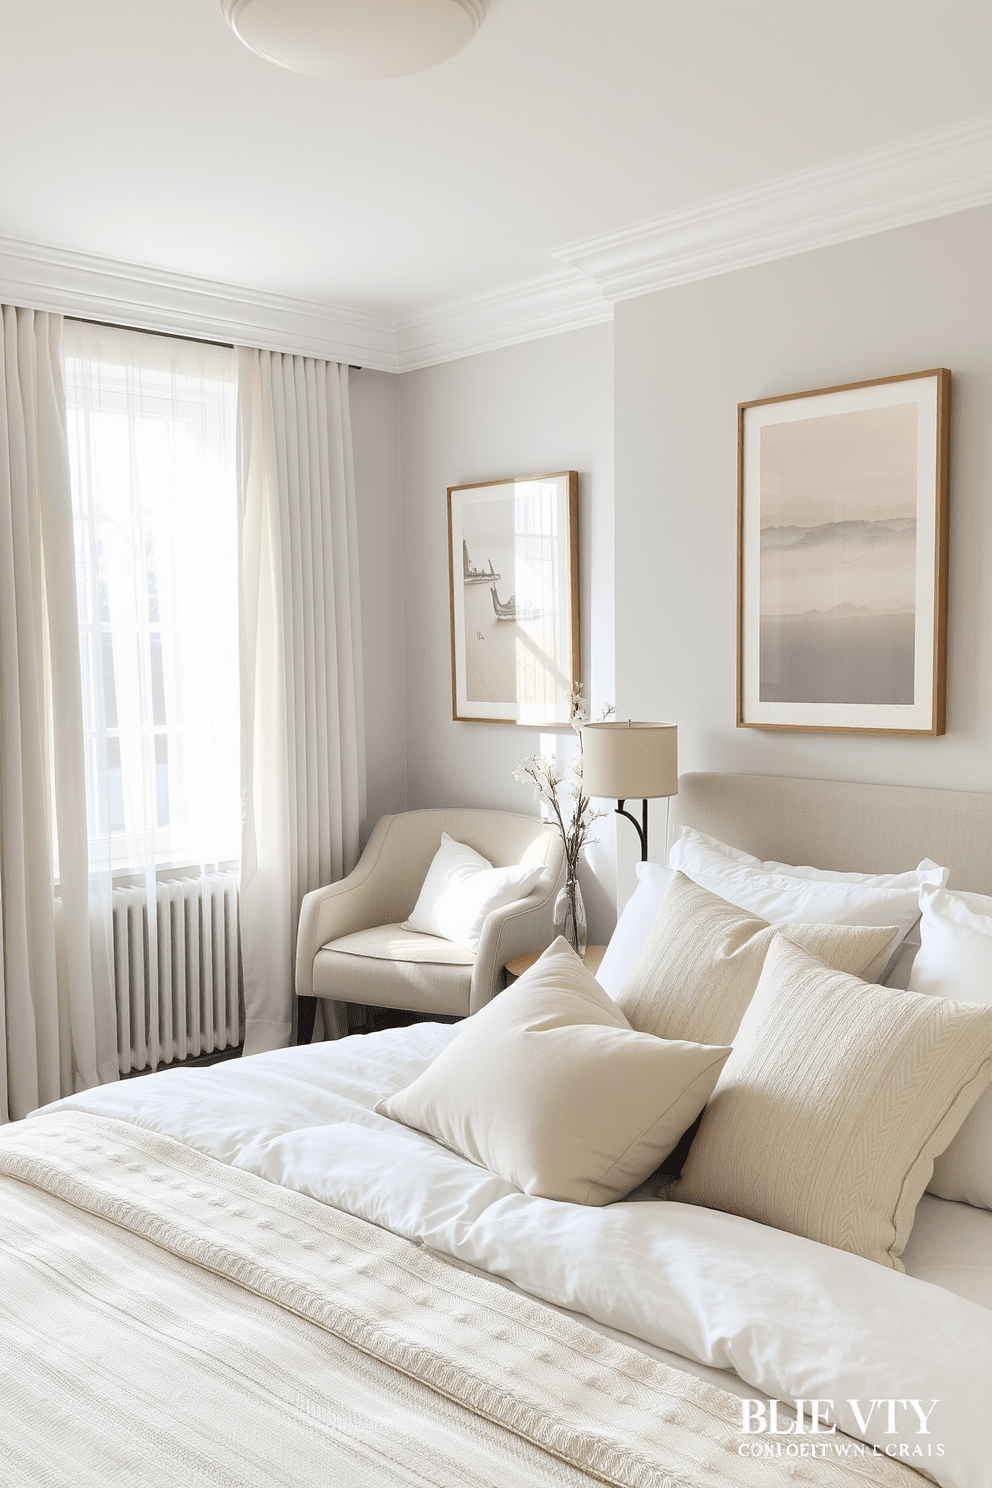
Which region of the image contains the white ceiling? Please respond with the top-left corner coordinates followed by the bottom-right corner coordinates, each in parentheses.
top-left (1, 0), bottom-right (991, 359)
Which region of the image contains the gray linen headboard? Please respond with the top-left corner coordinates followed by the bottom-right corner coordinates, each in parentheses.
top-left (669, 773), bottom-right (992, 896)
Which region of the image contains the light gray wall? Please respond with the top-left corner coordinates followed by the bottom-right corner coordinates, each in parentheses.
top-left (614, 206), bottom-right (992, 816)
top-left (358, 206), bottom-right (992, 922)
top-left (395, 324), bottom-right (617, 941)
top-left (350, 367), bottom-right (409, 833)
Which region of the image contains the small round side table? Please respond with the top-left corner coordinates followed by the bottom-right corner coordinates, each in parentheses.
top-left (504, 944), bottom-right (606, 987)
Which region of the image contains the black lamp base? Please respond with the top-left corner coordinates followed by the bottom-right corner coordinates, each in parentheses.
top-left (614, 798), bottom-right (649, 861)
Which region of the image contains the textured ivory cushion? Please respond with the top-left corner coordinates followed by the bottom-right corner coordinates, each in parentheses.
top-left (377, 938), bottom-right (732, 1206)
top-left (668, 827), bottom-right (945, 968)
top-left (403, 833), bottom-right (543, 953)
top-left (616, 872), bottom-right (899, 1046)
top-left (595, 861), bottom-right (673, 999)
top-left (672, 936), bottom-right (992, 1270)
top-left (910, 884), bottom-right (992, 1209)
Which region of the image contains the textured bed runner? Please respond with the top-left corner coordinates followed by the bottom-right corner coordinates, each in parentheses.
top-left (0, 1111), bottom-right (925, 1488)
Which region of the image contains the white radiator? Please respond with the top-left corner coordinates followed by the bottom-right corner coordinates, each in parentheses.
top-left (112, 872), bottom-right (242, 1074)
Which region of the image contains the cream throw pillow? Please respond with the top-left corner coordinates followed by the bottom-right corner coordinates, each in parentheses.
top-left (376, 938), bottom-right (731, 1206)
top-left (672, 936), bottom-right (992, 1270)
top-left (616, 872), bottom-right (898, 1046)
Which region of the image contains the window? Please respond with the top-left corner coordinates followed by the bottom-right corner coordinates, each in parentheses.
top-left (63, 322), bottom-right (240, 877)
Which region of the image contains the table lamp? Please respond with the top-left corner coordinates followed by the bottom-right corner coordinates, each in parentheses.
top-left (580, 721), bottom-right (678, 861)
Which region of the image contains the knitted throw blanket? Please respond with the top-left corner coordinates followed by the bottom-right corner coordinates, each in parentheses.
top-left (0, 1111), bottom-right (925, 1488)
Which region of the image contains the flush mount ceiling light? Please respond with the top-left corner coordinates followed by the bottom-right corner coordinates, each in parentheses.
top-left (220, 0), bottom-right (488, 80)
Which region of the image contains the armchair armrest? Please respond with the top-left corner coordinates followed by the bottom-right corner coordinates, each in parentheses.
top-left (295, 877), bottom-right (376, 999)
top-left (295, 816), bottom-right (395, 998)
top-left (469, 857), bottom-right (565, 1014)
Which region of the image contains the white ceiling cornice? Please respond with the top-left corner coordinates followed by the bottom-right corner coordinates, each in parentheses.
top-left (0, 234), bottom-right (608, 372)
top-left (2, 113), bottom-right (991, 370)
top-left (392, 270), bottom-right (610, 371)
top-left (553, 114), bottom-right (992, 300)
top-left (0, 235), bottom-right (399, 370)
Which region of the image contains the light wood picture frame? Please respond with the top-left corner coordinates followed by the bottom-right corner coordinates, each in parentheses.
top-left (448, 471), bottom-right (580, 726)
top-left (737, 369), bottom-right (950, 735)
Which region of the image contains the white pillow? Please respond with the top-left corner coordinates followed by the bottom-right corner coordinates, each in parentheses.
top-left (668, 826), bottom-right (946, 954)
top-left (595, 861), bottom-right (672, 999)
top-left (403, 833), bottom-right (543, 954)
top-left (911, 884), bottom-right (992, 1210)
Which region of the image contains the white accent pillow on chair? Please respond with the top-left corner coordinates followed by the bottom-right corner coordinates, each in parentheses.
top-left (403, 833), bottom-right (543, 954)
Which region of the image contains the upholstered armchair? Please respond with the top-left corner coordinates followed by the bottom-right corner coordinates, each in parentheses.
top-left (296, 808), bottom-right (566, 1030)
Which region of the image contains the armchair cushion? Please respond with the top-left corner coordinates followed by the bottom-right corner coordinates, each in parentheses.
top-left (313, 938), bottom-right (473, 1016)
top-left (402, 833), bottom-right (544, 952)
top-left (326, 924), bottom-right (475, 966)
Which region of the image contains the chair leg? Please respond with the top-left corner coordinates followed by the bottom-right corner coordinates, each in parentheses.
top-left (296, 995), bottom-right (318, 1046)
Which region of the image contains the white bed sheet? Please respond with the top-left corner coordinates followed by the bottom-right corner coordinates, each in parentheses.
top-left (46, 1024), bottom-right (992, 1488)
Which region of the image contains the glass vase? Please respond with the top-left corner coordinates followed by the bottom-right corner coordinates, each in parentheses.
top-left (553, 876), bottom-right (588, 959)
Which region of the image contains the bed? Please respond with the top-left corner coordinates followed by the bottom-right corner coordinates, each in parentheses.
top-left (3, 773), bottom-right (992, 1488)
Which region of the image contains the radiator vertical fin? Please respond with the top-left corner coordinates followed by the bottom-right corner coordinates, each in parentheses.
top-left (111, 873), bottom-right (242, 1074)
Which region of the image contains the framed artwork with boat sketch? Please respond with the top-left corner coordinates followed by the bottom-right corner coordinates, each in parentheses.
top-left (448, 471), bottom-right (579, 725)
top-left (738, 369), bottom-right (950, 735)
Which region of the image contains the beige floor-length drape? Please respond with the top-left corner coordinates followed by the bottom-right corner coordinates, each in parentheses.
top-left (237, 349), bottom-right (365, 1055)
top-left (0, 306), bottom-right (118, 1122)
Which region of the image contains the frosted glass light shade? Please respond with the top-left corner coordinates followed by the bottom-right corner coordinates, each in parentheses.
top-left (221, 0), bottom-right (487, 80)
top-left (581, 722), bottom-right (678, 802)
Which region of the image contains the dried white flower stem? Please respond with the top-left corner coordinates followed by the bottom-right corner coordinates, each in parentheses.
top-left (512, 688), bottom-right (613, 883)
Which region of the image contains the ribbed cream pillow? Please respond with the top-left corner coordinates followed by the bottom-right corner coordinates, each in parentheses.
top-left (377, 938), bottom-right (731, 1206)
top-left (616, 872), bottom-right (899, 1046)
top-left (672, 936), bottom-right (992, 1269)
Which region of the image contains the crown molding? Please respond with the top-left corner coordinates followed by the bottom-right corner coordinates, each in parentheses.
top-left (553, 114), bottom-right (992, 301)
top-left (3, 115), bottom-right (991, 372)
top-left (0, 236), bottom-right (399, 370)
top-left (392, 269), bottom-right (610, 371)
top-left (0, 235), bottom-right (609, 372)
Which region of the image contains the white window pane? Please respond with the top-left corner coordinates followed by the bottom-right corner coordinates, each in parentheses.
top-left (63, 322), bottom-right (239, 876)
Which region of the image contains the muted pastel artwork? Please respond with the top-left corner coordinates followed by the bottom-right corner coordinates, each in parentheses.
top-left (459, 482), bottom-right (568, 714)
top-left (758, 404), bottom-right (918, 706)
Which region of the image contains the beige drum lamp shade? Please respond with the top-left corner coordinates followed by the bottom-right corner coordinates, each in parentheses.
top-left (581, 721), bottom-right (678, 862)
top-left (220, 0), bottom-right (488, 80)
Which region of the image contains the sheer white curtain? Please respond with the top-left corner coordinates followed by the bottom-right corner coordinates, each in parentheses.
top-left (237, 349), bottom-right (365, 1054)
top-left (0, 306), bottom-right (117, 1123)
top-left (63, 323), bottom-right (240, 1069)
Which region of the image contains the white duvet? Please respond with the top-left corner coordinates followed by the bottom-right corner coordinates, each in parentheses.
top-left (47, 1025), bottom-right (992, 1488)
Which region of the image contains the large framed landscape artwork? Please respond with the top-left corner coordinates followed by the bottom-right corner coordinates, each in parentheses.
top-left (737, 369), bottom-right (950, 735)
top-left (448, 471), bottom-right (579, 726)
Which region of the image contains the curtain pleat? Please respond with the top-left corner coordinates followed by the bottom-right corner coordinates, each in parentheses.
top-left (237, 349), bottom-right (365, 1055)
top-left (0, 306), bottom-right (117, 1122)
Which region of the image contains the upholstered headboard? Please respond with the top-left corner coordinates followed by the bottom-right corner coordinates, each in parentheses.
top-left (670, 773), bottom-right (992, 896)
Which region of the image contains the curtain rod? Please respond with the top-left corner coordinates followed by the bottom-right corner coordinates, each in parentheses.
top-left (65, 314), bottom-right (234, 352)
top-left (65, 314), bottom-right (364, 369)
